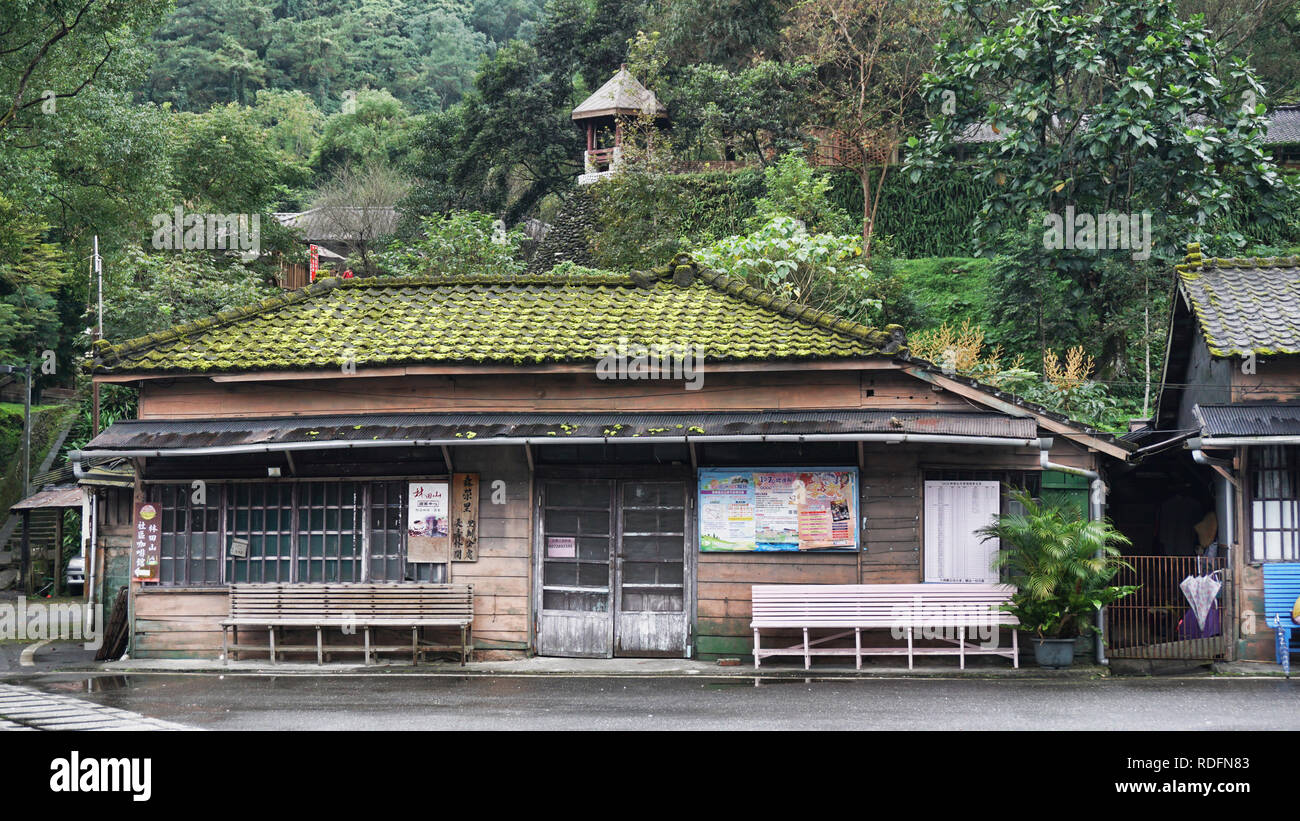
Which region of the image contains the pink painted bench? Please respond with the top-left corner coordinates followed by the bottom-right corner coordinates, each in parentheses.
top-left (750, 583), bottom-right (1020, 670)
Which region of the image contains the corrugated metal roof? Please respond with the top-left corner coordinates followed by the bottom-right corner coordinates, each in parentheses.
top-left (84, 411), bottom-right (1038, 451)
top-left (1196, 404), bottom-right (1300, 437)
top-left (11, 485), bottom-right (81, 511)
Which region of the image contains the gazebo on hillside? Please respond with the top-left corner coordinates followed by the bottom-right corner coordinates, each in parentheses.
top-left (572, 65), bottom-right (667, 184)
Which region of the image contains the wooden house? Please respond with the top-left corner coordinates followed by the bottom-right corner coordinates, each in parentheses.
top-left (74, 257), bottom-right (1132, 662)
top-left (1141, 244), bottom-right (1300, 662)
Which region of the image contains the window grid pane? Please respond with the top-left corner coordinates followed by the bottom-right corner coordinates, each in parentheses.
top-left (1252, 446), bottom-right (1300, 562)
top-left (150, 480), bottom-right (432, 586)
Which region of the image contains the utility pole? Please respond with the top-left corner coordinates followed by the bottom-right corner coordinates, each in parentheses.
top-left (90, 236), bottom-right (102, 434)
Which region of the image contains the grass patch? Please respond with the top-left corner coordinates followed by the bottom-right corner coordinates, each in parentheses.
top-left (892, 257), bottom-right (994, 333)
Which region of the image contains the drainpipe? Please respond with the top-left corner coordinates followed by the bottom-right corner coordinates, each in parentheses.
top-left (81, 486), bottom-right (96, 642)
top-left (1038, 438), bottom-right (1108, 665)
top-left (1191, 448), bottom-right (1236, 551)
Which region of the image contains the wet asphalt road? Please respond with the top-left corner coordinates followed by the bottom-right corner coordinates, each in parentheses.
top-left (13, 673), bottom-right (1300, 730)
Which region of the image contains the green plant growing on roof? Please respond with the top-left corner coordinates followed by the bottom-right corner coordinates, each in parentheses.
top-left (376, 211), bottom-right (526, 278)
top-left (692, 216), bottom-right (879, 325)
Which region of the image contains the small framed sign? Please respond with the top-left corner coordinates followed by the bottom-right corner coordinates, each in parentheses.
top-left (228, 537), bottom-right (249, 559)
top-left (547, 537), bottom-right (576, 558)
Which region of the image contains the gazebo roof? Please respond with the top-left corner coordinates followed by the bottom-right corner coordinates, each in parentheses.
top-left (571, 67), bottom-right (667, 121)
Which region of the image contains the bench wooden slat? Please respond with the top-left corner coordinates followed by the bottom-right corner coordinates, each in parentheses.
top-left (750, 583), bottom-right (1020, 671)
top-left (221, 583), bottom-right (473, 667)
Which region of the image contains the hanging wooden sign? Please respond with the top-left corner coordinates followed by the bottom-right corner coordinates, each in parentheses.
top-left (451, 473), bottom-right (479, 562)
top-left (132, 501), bottom-right (161, 581)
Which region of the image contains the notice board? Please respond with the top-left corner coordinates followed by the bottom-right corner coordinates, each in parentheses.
top-left (923, 480), bottom-right (1000, 583)
top-left (698, 467), bottom-right (858, 552)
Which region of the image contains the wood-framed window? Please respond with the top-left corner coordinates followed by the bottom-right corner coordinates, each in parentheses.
top-left (1250, 446), bottom-right (1300, 562)
top-left (156, 484), bottom-right (223, 587)
top-left (148, 480), bottom-right (444, 587)
top-left (227, 483), bottom-right (293, 583)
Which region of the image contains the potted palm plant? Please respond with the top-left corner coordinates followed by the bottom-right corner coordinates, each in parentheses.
top-left (978, 488), bottom-right (1138, 668)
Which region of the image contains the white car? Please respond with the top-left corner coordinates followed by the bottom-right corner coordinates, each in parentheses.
top-left (64, 556), bottom-right (84, 595)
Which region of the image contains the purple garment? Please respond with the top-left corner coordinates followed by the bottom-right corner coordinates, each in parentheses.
top-left (1178, 603), bottom-right (1221, 639)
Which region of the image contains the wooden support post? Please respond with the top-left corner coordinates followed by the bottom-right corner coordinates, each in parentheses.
top-left (19, 510), bottom-right (30, 595)
top-left (53, 511), bottom-right (62, 598)
top-left (907, 626), bottom-right (914, 670)
top-left (803, 627), bottom-right (810, 670)
top-left (753, 628), bottom-right (761, 669)
top-left (855, 628), bottom-right (862, 671)
top-left (959, 626), bottom-right (965, 670)
top-left (364, 626), bottom-right (371, 665)
top-left (316, 626), bottom-right (323, 665)
top-left (268, 626), bottom-right (276, 664)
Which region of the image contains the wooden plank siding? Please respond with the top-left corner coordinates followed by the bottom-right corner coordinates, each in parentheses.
top-left (1231, 358), bottom-right (1300, 404)
top-left (133, 589), bottom-right (228, 657)
top-left (694, 440), bottom-right (1100, 659)
top-left (445, 446), bottom-right (532, 652)
top-left (137, 370), bottom-right (976, 419)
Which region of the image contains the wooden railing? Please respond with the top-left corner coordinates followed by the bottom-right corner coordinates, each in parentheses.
top-left (587, 147), bottom-right (616, 167)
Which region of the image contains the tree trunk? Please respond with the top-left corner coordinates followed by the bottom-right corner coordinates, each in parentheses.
top-left (859, 166), bottom-right (875, 259)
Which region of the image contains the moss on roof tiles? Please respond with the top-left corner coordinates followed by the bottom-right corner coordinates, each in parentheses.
top-left (89, 256), bottom-right (908, 375)
top-left (1176, 242), bottom-right (1300, 358)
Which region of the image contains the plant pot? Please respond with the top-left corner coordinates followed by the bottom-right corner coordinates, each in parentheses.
top-left (1030, 637), bottom-right (1076, 669)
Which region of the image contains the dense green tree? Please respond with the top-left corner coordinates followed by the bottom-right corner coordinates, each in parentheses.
top-left (312, 88), bottom-right (413, 175)
top-left (0, 0), bottom-right (173, 135)
top-left (650, 0), bottom-right (787, 71)
top-left (667, 60), bottom-right (812, 163)
top-left (100, 245), bottom-right (274, 342)
top-left (168, 103), bottom-right (286, 212)
top-left (907, 0), bottom-right (1297, 376)
top-left (0, 196), bottom-right (68, 366)
top-left (142, 0), bottom-right (510, 113)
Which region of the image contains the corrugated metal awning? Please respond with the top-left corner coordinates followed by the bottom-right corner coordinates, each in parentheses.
top-left (81, 411), bottom-right (1039, 453)
top-left (10, 485), bottom-right (82, 511)
top-left (1196, 404), bottom-right (1300, 437)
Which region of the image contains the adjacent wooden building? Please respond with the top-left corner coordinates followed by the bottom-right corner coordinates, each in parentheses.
top-left (1142, 244), bottom-right (1300, 662)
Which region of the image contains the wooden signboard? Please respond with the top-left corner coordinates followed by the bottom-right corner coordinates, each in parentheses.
top-left (407, 481), bottom-right (450, 563)
top-left (451, 473), bottom-right (479, 562)
top-left (132, 501), bottom-right (161, 581)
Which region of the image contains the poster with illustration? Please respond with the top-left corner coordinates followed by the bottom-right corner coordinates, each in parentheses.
top-left (407, 481), bottom-right (449, 562)
top-left (699, 468), bottom-right (858, 552)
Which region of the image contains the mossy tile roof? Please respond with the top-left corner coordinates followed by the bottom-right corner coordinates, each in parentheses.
top-left (89, 263), bottom-right (906, 375)
top-left (1176, 245), bottom-right (1300, 358)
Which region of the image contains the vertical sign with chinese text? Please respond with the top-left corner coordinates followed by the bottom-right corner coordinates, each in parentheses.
top-left (132, 501), bottom-right (161, 581)
top-left (451, 473), bottom-right (479, 561)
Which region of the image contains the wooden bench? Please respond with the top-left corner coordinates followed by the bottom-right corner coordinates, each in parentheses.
top-left (751, 583), bottom-right (1019, 670)
top-left (221, 583), bottom-right (474, 666)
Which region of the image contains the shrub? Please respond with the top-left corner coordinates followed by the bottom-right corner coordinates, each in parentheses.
top-left (378, 211), bottom-right (525, 278)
